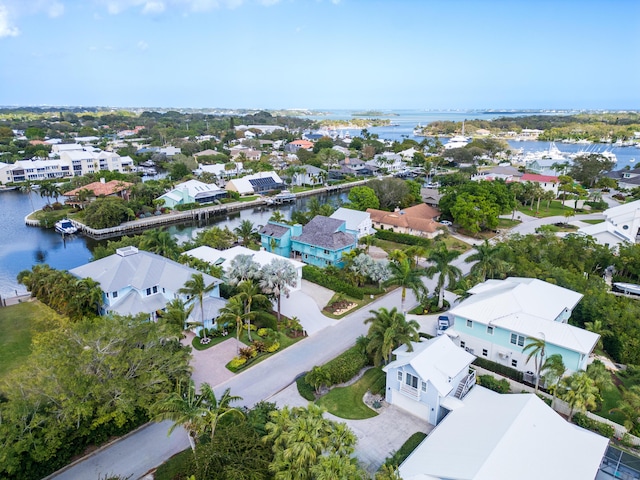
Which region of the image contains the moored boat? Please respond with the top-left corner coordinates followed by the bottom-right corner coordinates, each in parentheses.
top-left (55, 219), bottom-right (78, 235)
top-left (613, 282), bottom-right (640, 295)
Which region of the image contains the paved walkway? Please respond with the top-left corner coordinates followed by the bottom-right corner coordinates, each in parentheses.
top-left (183, 333), bottom-right (242, 387)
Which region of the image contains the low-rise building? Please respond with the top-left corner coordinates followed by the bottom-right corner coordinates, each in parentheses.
top-left (579, 199), bottom-right (640, 248)
top-left (63, 179), bottom-right (133, 203)
top-left (367, 203), bottom-right (443, 238)
top-left (158, 179), bottom-right (227, 208)
top-left (519, 173), bottom-right (559, 195)
top-left (329, 207), bottom-right (373, 239)
top-left (225, 171), bottom-right (284, 195)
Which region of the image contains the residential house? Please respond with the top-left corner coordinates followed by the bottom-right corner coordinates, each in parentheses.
top-left (398, 386), bottom-right (608, 480)
top-left (193, 149), bottom-right (219, 159)
top-left (183, 245), bottom-right (305, 291)
top-left (69, 246), bottom-right (224, 324)
top-left (519, 173), bottom-right (559, 196)
top-left (420, 188), bottom-right (443, 207)
top-left (291, 165), bottom-right (326, 187)
top-left (329, 207), bottom-right (373, 239)
top-left (383, 335), bottom-right (476, 426)
top-left (367, 152), bottom-right (406, 173)
top-left (579, 199), bottom-right (640, 248)
top-left (338, 157), bottom-right (378, 176)
top-left (158, 179), bottom-right (227, 208)
top-left (471, 165), bottom-right (522, 183)
top-left (159, 146), bottom-right (181, 157)
top-left (525, 158), bottom-right (571, 176)
top-left (285, 139), bottom-right (314, 153)
top-left (367, 203), bottom-right (443, 239)
top-left (259, 215), bottom-right (358, 268)
top-left (63, 179), bottom-right (133, 203)
top-left (225, 171), bottom-right (284, 195)
top-left (230, 147), bottom-right (261, 161)
top-left (197, 162), bottom-right (244, 179)
top-left (605, 167), bottom-right (640, 190)
top-left (447, 277), bottom-right (599, 376)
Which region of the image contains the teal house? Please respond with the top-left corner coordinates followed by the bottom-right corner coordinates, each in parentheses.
top-left (259, 216), bottom-right (357, 268)
top-left (158, 179), bottom-right (227, 208)
top-left (446, 277), bottom-right (599, 382)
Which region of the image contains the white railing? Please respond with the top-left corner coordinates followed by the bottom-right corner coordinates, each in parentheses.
top-left (400, 384), bottom-right (419, 398)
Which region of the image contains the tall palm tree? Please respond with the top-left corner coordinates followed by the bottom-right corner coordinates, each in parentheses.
top-left (20, 183), bottom-right (36, 212)
top-left (258, 258), bottom-right (297, 322)
top-left (140, 229), bottom-right (180, 260)
top-left (364, 307), bottom-right (420, 365)
top-left (425, 244), bottom-right (462, 309)
top-left (359, 235), bottom-right (375, 254)
top-left (523, 336), bottom-right (546, 393)
top-left (218, 296), bottom-right (250, 353)
top-left (162, 298), bottom-right (194, 337)
top-left (74, 277), bottom-right (104, 317)
top-left (269, 210), bottom-right (286, 223)
top-left (384, 257), bottom-right (427, 313)
top-left (559, 371), bottom-right (599, 422)
top-left (178, 273), bottom-right (216, 341)
top-left (153, 380), bottom-right (243, 453)
top-left (233, 219), bottom-right (257, 246)
top-left (236, 279), bottom-right (267, 341)
top-left (541, 353), bottom-right (566, 409)
top-left (584, 319), bottom-right (612, 351)
top-left (609, 385), bottom-right (640, 434)
top-left (465, 240), bottom-right (511, 282)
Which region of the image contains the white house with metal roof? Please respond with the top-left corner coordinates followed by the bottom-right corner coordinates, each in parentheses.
top-left (329, 207), bottom-right (373, 239)
top-left (579, 199), bottom-right (640, 248)
top-left (446, 277), bottom-right (598, 377)
top-left (383, 335), bottom-right (476, 426)
top-left (69, 246), bottom-right (223, 323)
top-left (399, 386), bottom-right (609, 480)
top-left (183, 245), bottom-right (305, 291)
top-left (225, 171), bottom-right (284, 195)
top-left (158, 179), bottom-right (227, 208)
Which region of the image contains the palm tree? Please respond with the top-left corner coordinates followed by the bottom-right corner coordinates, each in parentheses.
top-left (162, 298), bottom-right (194, 337)
top-left (269, 210), bottom-right (286, 223)
top-left (359, 235), bottom-right (375, 254)
top-left (153, 380), bottom-right (243, 453)
top-left (405, 245), bottom-right (429, 268)
top-left (178, 273), bottom-right (216, 341)
top-left (233, 219), bottom-right (257, 246)
top-left (609, 385), bottom-right (640, 434)
top-left (586, 360), bottom-right (614, 393)
top-left (465, 240), bottom-right (511, 282)
top-left (218, 296), bottom-right (250, 353)
top-left (541, 353), bottom-right (566, 409)
top-left (584, 319), bottom-right (613, 351)
top-left (523, 336), bottom-right (546, 393)
top-left (226, 254), bottom-right (261, 286)
top-left (384, 257), bottom-right (428, 313)
top-left (140, 229), bottom-right (180, 260)
top-left (258, 258), bottom-right (297, 322)
top-left (20, 183), bottom-right (36, 212)
top-left (236, 280), bottom-right (267, 341)
top-left (559, 371), bottom-right (599, 422)
top-left (425, 244), bottom-right (462, 310)
top-left (364, 307), bottom-right (419, 365)
top-left (74, 277), bottom-right (104, 317)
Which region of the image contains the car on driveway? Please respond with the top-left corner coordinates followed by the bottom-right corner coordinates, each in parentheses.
top-left (440, 220), bottom-right (452, 226)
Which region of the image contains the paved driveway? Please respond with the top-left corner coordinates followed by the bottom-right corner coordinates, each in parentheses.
top-left (184, 333), bottom-right (242, 387)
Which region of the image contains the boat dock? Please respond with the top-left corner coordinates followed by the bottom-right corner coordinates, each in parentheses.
top-left (23, 179), bottom-right (369, 240)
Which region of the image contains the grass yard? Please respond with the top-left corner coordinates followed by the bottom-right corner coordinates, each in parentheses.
top-left (225, 329), bottom-right (303, 373)
top-left (498, 218), bottom-right (521, 229)
top-left (518, 201), bottom-right (586, 219)
top-left (322, 290), bottom-right (389, 320)
top-left (382, 431), bottom-right (428, 468)
top-left (373, 236), bottom-right (470, 255)
top-left (238, 195), bottom-right (260, 202)
top-left (582, 219), bottom-right (605, 225)
top-left (154, 449), bottom-right (192, 480)
top-left (316, 367), bottom-right (385, 419)
top-left (0, 301), bottom-right (61, 379)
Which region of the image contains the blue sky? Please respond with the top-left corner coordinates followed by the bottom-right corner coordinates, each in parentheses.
top-left (0, 0), bottom-right (639, 110)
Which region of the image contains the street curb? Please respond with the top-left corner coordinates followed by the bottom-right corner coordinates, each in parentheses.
top-left (43, 422), bottom-right (156, 480)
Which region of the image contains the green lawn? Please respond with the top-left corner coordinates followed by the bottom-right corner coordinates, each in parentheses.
top-left (322, 290), bottom-right (390, 320)
top-left (0, 301), bottom-right (60, 379)
top-left (382, 431), bottom-right (428, 468)
top-left (316, 367), bottom-right (384, 419)
top-left (373, 236), bottom-right (470, 255)
top-left (498, 218), bottom-right (520, 229)
top-left (225, 330), bottom-right (303, 373)
top-left (238, 195), bottom-right (260, 202)
top-left (154, 449), bottom-right (192, 480)
top-left (518, 201), bottom-right (581, 219)
top-left (582, 219), bottom-right (605, 225)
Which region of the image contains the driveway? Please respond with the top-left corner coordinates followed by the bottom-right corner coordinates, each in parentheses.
top-left (183, 333), bottom-right (242, 387)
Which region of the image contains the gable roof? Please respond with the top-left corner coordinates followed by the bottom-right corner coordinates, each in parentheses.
top-left (293, 215), bottom-right (356, 250)
top-left (449, 278), bottom-right (597, 354)
top-left (399, 386), bottom-right (608, 480)
top-left (385, 336), bottom-right (475, 396)
top-left (259, 222), bottom-right (291, 239)
top-left (330, 207), bottom-right (371, 230)
top-left (64, 180), bottom-right (133, 197)
top-left (367, 203), bottom-right (441, 233)
top-left (226, 171), bottom-right (283, 194)
top-left (521, 173), bottom-right (559, 183)
top-left (184, 245), bottom-right (305, 271)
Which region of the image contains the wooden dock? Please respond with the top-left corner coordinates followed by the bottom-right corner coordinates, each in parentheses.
top-left (24, 179), bottom-right (369, 240)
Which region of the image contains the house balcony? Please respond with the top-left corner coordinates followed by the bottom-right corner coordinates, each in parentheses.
top-left (454, 368), bottom-right (476, 399)
top-left (400, 383), bottom-right (420, 399)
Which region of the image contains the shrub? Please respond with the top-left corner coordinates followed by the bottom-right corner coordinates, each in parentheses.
top-left (255, 312), bottom-right (278, 331)
top-left (239, 346), bottom-right (257, 360)
top-left (229, 357), bottom-right (247, 369)
top-left (302, 265), bottom-right (364, 299)
top-left (266, 342), bottom-right (280, 353)
top-left (257, 328), bottom-right (270, 337)
top-left (175, 202), bottom-right (199, 211)
top-left (375, 229), bottom-right (433, 248)
top-left (572, 412), bottom-right (615, 438)
top-left (473, 357), bottom-right (524, 383)
top-left (252, 341), bottom-right (266, 353)
top-left (321, 345), bottom-right (369, 385)
top-left (478, 374), bottom-right (510, 393)
top-left (296, 375), bottom-right (316, 401)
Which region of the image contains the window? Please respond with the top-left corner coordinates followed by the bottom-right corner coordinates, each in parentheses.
top-left (482, 349), bottom-right (488, 357)
top-left (421, 381), bottom-right (427, 392)
top-left (460, 341), bottom-right (466, 348)
top-left (324, 249), bottom-right (330, 255)
top-left (466, 319), bottom-right (473, 328)
top-left (112, 291), bottom-right (118, 298)
top-left (487, 326), bottom-right (494, 335)
top-left (146, 288), bottom-right (151, 296)
top-left (397, 371), bottom-right (402, 382)
top-left (152, 286), bottom-right (158, 294)
top-left (512, 359), bottom-right (518, 368)
top-left (405, 373), bottom-right (418, 389)
top-left (510, 333), bottom-right (525, 347)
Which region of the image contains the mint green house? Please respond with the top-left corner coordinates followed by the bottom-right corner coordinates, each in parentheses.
top-left (446, 277), bottom-right (599, 381)
top-left (259, 216), bottom-right (357, 268)
top-left (158, 179), bottom-right (227, 208)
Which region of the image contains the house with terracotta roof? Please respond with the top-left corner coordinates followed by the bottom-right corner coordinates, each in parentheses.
top-left (519, 173), bottom-right (559, 195)
top-left (284, 139), bottom-right (314, 153)
top-left (367, 203), bottom-right (443, 239)
top-left (63, 179), bottom-right (133, 203)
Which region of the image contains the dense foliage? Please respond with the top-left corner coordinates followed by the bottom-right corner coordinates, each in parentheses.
top-left (302, 265), bottom-right (365, 299)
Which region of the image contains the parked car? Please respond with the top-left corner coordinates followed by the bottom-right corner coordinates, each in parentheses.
top-left (440, 220), bottom-right (452, 226)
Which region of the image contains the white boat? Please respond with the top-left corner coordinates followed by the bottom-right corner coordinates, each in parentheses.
top-left (443, 120), bottom-right (470, 150)
top-left (613, 282), bottom-right (640, 295)
top-left (55, 219), bottom-right (78, 235)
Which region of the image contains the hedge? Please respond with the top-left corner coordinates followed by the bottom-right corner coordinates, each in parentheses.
top-left (375, 229), bottom-right (433, 247)
top-left (573, 412), bottom-right (616, 438)
top-left (473, 357), bottom-right (524, 383)
top-left (321, 345), bottom-right (369, 385)
top-left (302, 265), bottom-right (364, 300)
top-left (296, 375), bottom-right (316, 401)
top-left (478, 374), bottom-right (510, 393)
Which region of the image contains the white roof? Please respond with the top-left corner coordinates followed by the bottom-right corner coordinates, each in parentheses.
top-left (449, 278), bottom-right (596, 354)
top-left (172, 179), bottom-right (224, 198)
top-left (198, 162), bottom-right (243, 176)
top-left (399, 386), bottom-right (608, 480)
top-left (330, 207), bottom-right (371, 231)
top-left (384, 336), bottom-right (475, 396)
top-left (184, 245), bottom-right (304, 271)
top-left (225, 171), bottom-right (282, 195)
top-left (579, 221), bottom-right (632, 244)
top-left (602, 198), bottom-right (640, 220)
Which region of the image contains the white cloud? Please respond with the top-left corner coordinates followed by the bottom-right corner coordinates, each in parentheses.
top-left (0, 5), bottom-right (20, 37)
top-left (142, 0), bottom-right (164, 14)
top-left (47, 1), bottom-right (64, 18)
top-left (137, 40), bottom-right (148, 50)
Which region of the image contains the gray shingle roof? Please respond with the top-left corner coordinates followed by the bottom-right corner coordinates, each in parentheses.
top-left (259, 223), bottom-right (290, 238)
top-left (293, 215), bottom-right (356, 250)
